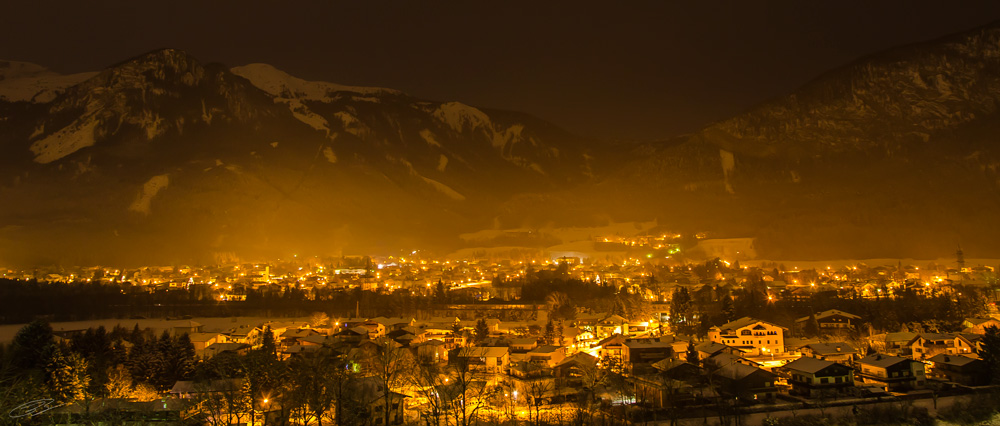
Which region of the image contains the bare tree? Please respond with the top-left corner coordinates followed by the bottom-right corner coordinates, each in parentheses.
top-left (517, 363), bottom-right (553, 426)
top-left (408, 363), bottom-right (450, 426)
top-left (289, 350), bottom-right (348, 426)
top-left (361, 339), bottom-right (415, 426)
top-left (310, 312), bottom-right (331, 328)
top-left (447, 357), bottom-right (501, 426)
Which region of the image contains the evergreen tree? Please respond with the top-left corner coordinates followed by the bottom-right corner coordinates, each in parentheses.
top-left (720, 295), bottom-right (736, 323)
top-left (10, 320), bottom-right (54, 370)
top-left (44, 345), bottom-right (90, 402)
top-left (669, 287), bottom-right (692, 329)
top-left (260, 326), bottom-right (277, 358)
top-left (474, 319), bottom-right (490, 343)
top-left (171, 333), bottom-right (197, 381)
top-left (804, 312), bottom-right (821, 338)
top-left (435, 280), bottom-right (446, 302)
top-left (686, 340), bottom-right (699, 365)
top-left (980, 326), bottom-right (1000, 384)
top-left (544, 319), bottom-right (556, 344)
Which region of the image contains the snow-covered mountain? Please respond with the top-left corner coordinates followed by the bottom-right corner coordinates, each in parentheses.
top-left (532, 22), bottom-right (1000, 260)
top-left (9, 19), bottom-right (1000, 266)
top-left (0, 49), bottom-right (602, 265)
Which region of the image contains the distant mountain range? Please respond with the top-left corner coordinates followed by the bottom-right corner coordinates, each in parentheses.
top-left (4, 22), bottom-right (1000, 265)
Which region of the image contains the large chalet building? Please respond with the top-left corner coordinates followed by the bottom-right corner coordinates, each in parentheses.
top-left (708, 317), bottom-right (786, 357)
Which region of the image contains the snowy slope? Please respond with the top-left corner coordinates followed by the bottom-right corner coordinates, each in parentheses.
top-left (0, 60), bottom-right (96, 103)
top-left (231, 63), bottom-right (400, 100)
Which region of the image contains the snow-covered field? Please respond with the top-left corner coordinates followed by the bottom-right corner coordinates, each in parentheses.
top-left (0, 316), bottom-right (311, 345)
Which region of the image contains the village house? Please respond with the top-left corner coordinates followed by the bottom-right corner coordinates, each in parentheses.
top-left (858, 353), bottom-right (926, 391)
top-left (781, 357), bottom-right (855, 398)
top-left (928, 354), bottom-right (990, 386)
top-left (795, 309), bottom-right (861, 331)
top-left (799, 342), bottom-right (858, 363)
top-left (710, 361), bottom-right (778, 402)
top-left (623, 339), bottom-right (674, 374)
top-left (455, 346), bottom-right (510, 375)
top-left (962, 317), bottom-right (1000, 334)
top-left (907, 333), bottom-right (977, 360)
top-left (708, 317), bottom-right (786, 357)
top-left (526, 345), bottom-right (567, 368)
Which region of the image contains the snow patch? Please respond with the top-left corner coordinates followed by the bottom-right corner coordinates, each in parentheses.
top-left (322, 147), bottom-right (338, 164)
top-left (430, 102), bottom-right (529, 157)
top-left (231, 63), bottom-right (399, 99)
top-left (493, 124), bottom-right (525, 150)
top-left (334, 112), bottom-right (369, 138)
top-left (29, 118), bottom-right (99, 164)
top-left (279, 98), bottom-right (330, 134)
top-left (437, 155), bottom-right (448, 172)
top-left (129, 174), bottom-right (169, 215)
top-left (0, 61), bottom-right (96, 103)
top-left (140, 110), bottom-right (167, 139)
top-left (419, 129), bottom-right (442, 147)
top-left (433, 102), bottom-right (492, 133)
top-left (419, 176), bottom-right (465, 200)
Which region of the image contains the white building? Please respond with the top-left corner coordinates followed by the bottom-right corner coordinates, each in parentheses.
top-left (708, 317), bottom-right (786, 357)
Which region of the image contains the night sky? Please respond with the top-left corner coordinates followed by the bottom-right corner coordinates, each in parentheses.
top-left (4, 1), bottom-right (1000, 141)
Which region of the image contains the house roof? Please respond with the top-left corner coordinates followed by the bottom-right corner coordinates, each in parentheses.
top-left (804, 342), bottom-right (857, 355)
top-left (554, 352), bottom-right (597, 369)
top-left (651, 358), bottom-right (697, 372)
top-left (929, 353), bottom-right (981, 367)
top-left (528, 345), bottom-right (563, 354)
top-left (915, 333), bottom-right (958, 342)
top-left (188, 332), bottom-right (221, 343)
top-left (601, 314), bottom-right (629, 325)
top-left (624, 339), bottom-right (673, 349)
top-left (299, 334), bottom-right (328, 345)
top-left (714, 361), bottom-right (775, 381)
top-left (721, 317), bottom-right (787, 332)
top-left (458, 346), bottom-right (509, 358)
top-left (965, 317), bottom-right (999, 326)
top-left (796, 309), bottom-right (861, 323)
top-left (782, 357), bottom-right (838, 374)
top-left (859, 353), bottom-right (911, 369)
top-left (696, 341), bottom-right (727, 354)
top-left (414, 339), bottom-right (446, 347)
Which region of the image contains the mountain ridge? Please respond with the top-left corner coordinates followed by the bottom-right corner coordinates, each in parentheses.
top-left (0, 48), bottom-right (607, 266)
